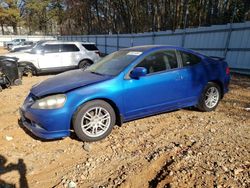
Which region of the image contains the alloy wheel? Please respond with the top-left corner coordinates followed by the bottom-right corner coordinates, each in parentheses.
top-left (205, 87), bottom-right (219, 109)
top-left (81, 107), bottom-right (111, 137)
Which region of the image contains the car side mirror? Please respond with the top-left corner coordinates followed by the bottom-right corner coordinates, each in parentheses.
top-left (130, 67), bottom-right (147, 79)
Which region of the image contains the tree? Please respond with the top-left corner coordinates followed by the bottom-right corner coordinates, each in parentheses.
top-left (0, 0), bottom-right (20, 34)
top-left (1, 0), bottom-right (250, 35)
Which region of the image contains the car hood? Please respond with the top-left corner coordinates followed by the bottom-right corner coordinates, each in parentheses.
top-left (31, 70), bottom-right (112, 97)
top-left (5, 52), bottom-right (35, 61)
top-left (6, 52), bottom-right (29, 57)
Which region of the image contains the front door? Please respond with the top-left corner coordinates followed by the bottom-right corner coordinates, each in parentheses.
top-left (38, 44), bottom-right (61, 69)
top-left (123, 50), bottom-right (185, 120)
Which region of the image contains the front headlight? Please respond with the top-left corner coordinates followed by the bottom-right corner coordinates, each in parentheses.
top-left (31, 94), bottom-right (66, 109)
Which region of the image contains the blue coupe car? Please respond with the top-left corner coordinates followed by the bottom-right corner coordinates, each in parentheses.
top-left (20, 45), bottom-right (230, 142)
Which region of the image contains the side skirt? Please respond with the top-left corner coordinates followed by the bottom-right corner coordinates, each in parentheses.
top-left (37, 66), bottom-right (78, 74)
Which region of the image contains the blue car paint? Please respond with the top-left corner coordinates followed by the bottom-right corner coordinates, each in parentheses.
top-left (31, 69), bottom-right (113, 97)
top-left (20, 45), bottom-right (230, 140)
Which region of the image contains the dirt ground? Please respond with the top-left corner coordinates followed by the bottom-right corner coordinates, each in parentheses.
top-left (0, 47), bottom-right (8, 55)
top-left (0, 47), bottom-right (249, 188)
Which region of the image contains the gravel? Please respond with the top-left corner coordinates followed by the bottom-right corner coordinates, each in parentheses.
top-left (0, 74), bottom-right (249, 188)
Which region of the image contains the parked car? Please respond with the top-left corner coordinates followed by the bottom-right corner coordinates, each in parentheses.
top-left (10, 40), bottom-right (57, 53)
top-left (0, 56), bottom-right (22, 91)
top-left (5, 41), bottom-right (100, 76)
top-left (10, 41), bottom-right (34, 52)
top-left (3, 39), bottom-right (26, 49)
top-left (20, 45), bottom-right (230, 142)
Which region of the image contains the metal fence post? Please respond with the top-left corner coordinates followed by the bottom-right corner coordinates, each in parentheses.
top-left (181, 30), bottom-right (186, 47)
top-left (182, 7), bottom-right (189, 47)
top-left (95, 35), bottom-right (98, 46)
top-left (152, 32), bottom-right (155, 44)
top-left (117, 34), bottom-right (119, 51)
top-left (131, 35), bottom-right (134, 47)
top-left (104, 35), bottom-right (107, 55)
top-left (224, 24), bottom-right (233, 58)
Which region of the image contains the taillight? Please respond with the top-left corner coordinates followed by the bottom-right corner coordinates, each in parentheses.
top-left (95, 51), bottom-right (100, 56)
top-left (226, 67), bottom-right (230, 75)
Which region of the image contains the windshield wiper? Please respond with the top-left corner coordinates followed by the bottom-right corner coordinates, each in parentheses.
top-left (90, 71), bottom-right (104, 76)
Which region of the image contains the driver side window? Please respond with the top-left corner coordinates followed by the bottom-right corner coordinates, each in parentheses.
top-left (44, 44), bottom-right (60, 54)
top-left (136, 50), bottom-right (178, 74)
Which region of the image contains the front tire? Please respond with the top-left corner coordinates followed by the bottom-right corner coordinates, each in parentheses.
top-left (19, 63), bottom-right (37, 77)
top-left (26, 69), bottom-right (34, 77)
top-left (73, 100), bottom-right (116, 142)
top-left (197, 82), bottom-right (221, 112)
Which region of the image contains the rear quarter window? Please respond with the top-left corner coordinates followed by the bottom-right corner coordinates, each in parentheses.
top-left (61, 44), bottom-right (80, 52)
top-left (82, 44), bottom-right (98, 51)
top-left (180, 51), bottom-right (201, 66)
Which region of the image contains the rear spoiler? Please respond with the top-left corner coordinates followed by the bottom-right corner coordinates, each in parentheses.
top-left (209, 56), bottom-right (225, 61)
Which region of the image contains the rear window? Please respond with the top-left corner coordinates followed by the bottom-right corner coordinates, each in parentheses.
top-left (82, 44), bottom-right (98, 51)
top-left (179, 51), bottom-right (201, 66)
top-left (61, 44), bottom-right (80, 52)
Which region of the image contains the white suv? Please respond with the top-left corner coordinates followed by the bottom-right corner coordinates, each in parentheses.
top-left (5, 41), bottom-right (100, 75)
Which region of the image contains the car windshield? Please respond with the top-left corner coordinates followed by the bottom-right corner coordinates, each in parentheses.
top-left (30, 42), bottom-right (37, 48)
top-left (86, 50), bottom-right (142, 76)
top-left (29, 43), bottom-right (44, 54)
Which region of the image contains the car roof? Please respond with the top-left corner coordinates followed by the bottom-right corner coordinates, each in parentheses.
top-left (42, 41), bottom-right (96, 45)
top-left (122, 45), bottom-right (205, 57)
top-left (123, 45), bottom-right (186, 52)
top-left (36, 39), bottom-right (55, 42)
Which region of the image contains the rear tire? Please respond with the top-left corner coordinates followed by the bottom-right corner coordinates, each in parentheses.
top-left (25, 66), bottom-right (37, 77)
top-left (79, 60), bottom-right (92, 70)
top-left (19, 63), bottom-right (37, 77)
top-left (73, 100), bottom-right (116, 142)
top-left (197, 82), bottom-right (221, 112)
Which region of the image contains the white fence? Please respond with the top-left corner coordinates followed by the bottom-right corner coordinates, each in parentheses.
top-left (0, 35), bottom-right (57, 47)
top-left (58, 22), bottom-right (250, 75)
